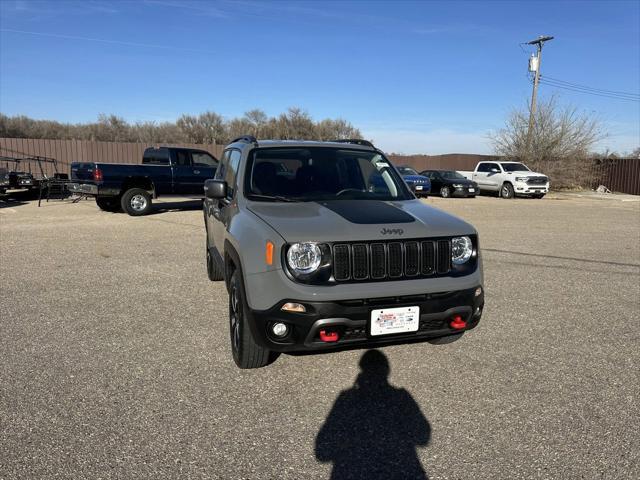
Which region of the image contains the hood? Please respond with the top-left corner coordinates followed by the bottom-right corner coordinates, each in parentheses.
top-left (443, 178), bottom-right (476, 186)
top-left (247, 199), bottom-right (475, 243)
top-left (504, 171), bottom-right (547, 178)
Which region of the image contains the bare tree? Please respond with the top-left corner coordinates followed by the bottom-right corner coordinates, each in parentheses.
top-left (492, 96), bottom-right (603, 161)
top-left (0, 109), bottom-right (365, 145)
top-left (490, 96), bottom-right (605, 188)
top-left (244, 109), bottom-right (268, 137)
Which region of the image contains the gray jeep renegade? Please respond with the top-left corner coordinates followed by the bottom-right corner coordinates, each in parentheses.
top-left (203, 136), bottom-right (484, 368)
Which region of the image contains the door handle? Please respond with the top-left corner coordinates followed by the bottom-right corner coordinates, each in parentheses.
top-left (193, 170), bottom-right (200, 174)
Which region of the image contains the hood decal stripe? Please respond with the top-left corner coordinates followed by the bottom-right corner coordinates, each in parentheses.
top-left (318, 200), bottom-right (415, 225)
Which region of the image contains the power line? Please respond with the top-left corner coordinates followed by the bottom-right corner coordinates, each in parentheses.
top-left (542, 75), bottom-right (639, 98)
top-left (540, 78), bottom-right (639, 99)
top-left (538, 78), bottom-right (640, 102)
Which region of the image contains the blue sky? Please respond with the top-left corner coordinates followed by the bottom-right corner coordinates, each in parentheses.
top-left (1, 0), bottom-right (638, 154)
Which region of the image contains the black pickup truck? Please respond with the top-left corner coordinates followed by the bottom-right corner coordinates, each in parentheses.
top-left (70, 146), bottom-right (218, 215)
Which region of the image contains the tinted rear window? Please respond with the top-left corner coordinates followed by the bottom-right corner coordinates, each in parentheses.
top-left (143, 149), bottom-right (170, 165)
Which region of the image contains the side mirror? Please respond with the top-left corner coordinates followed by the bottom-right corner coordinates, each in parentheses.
top-left (490, 168), bottom-right (500, 173)
top-left (204, 179), bottom-right (227, 199)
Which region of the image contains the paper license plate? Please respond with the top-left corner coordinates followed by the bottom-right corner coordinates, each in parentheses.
top-left (370, 306), bottom-right (420, 336)
top-left (468, 188), bottom-right (475, 192)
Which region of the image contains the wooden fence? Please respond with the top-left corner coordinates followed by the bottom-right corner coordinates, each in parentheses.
top-left (0, 138), bottom-right (225, 178)
top-left (1, 138), bottom-right (638, 195)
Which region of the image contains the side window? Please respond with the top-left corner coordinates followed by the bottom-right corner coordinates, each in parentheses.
top-left (192, 152), bottom-right (218, 167)
top-left (142, 149), bottom-right (170, 165)
top-left (477, 163), bottom-right (490, 173)
top-left (224, 150), bottom-right (242, 198)
top-left (175, 150), bottom-right (191, 166)
top-left (214, 150), bottom-right (231, 180)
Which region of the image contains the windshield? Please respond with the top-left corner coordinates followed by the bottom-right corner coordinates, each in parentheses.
top-left (398, 166), bottom-right (419, 176)
top-left (440, 171), bottom-right (466, 180)
top-left (245, 147), bottom-right (412, 202)
top-left (501, 163), bottom-right (530, 172)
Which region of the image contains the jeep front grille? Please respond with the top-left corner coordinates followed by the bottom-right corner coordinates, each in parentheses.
top-left (332, 239), bottom-right (452, 282)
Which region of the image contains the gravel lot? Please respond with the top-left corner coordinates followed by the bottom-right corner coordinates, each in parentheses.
top-left (1, 193), bottom-right (639, 479)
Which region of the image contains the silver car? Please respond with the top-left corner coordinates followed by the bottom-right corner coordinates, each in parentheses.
top-left (203, 137), bottom-right (484, 368)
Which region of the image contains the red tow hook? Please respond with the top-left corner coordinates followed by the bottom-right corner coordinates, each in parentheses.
top-left (450, 315), bottom-right (467, 330)
top-left (319, 329), bottom-right (340, 342)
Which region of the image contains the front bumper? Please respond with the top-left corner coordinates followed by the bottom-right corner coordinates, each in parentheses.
top-left (247, 286), bottom-right (484, 352)
top-left (413, 184), bottom-right (431, 195)
top-left (452, 186), bottom-right (477, 197)
top-left (514, 181), bottom-right (549, 195)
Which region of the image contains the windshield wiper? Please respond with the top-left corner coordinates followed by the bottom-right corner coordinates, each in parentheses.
top-left (248, 194), bottom-right (300, 203)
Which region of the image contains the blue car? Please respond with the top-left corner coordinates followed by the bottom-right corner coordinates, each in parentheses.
top-left (397, 166), bottom-right (431, 197)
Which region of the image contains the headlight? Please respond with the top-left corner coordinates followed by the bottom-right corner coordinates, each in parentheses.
top-left (515, 176), bottom-right (529, 182)
top-left (452, 183), bottom-right (464, 188)
top-left (287, 243), bottom-right (321, 274)
top-left (451, 236), bottom-right (473, 265)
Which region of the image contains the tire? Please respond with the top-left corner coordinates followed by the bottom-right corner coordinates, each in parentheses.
top-left (229, 270), bottom-right (273, 369)
top-left (206, 235), bottom-right (224, 281)
top-left (500, 182), bottom-right (515, 199)
top-left (121, 188), bottom-right (152, 216)
top-left (96, 196), bottom-right (121, 212)
top-left (440, 186), bottom-right (451, 198)
top-left (426, 333), bottom-right (463, 345)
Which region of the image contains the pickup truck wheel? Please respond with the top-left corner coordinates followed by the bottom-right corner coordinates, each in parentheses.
top-left (229, 270), bottom-right (273, 369)
top-left (206, 238), bottom-right (225, 281)
top-left (95, 196), bottom-right (121, 212)
top-left (500, 182), bottom-right (515, 199)
top-left (440, 186), bottom-right (451, 198)
top-left (121, 188), bottom-right (152, 216)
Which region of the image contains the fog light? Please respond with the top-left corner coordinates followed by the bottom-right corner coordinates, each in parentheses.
top-left (281, 302), bottom-right (306, 313)
top-left (271, 322), bottom-right (289, 337)
top-left (475, 287), bottom-right (482, 297)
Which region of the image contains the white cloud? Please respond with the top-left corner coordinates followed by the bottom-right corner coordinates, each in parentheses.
top-left (363, 128), bottom-right (492, 155)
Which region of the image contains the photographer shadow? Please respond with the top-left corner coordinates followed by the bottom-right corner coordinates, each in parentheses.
top-left (315, 350), bottom-right (431, 480)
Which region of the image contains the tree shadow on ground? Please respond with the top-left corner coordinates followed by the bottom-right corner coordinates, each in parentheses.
top-left (315, 350), bottom-right (431, 480)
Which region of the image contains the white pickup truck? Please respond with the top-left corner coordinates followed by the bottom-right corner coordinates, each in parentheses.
top-left (458, 161), bottom-right (549, 199)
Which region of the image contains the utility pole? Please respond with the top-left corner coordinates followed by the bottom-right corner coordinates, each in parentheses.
top-left (525, 35), bottom-right (554, 157)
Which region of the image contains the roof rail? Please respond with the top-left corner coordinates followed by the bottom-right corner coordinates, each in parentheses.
top-left (330, 139), bottom-right (375, 148)
top-left (230, 135), bottom-right (258, 145)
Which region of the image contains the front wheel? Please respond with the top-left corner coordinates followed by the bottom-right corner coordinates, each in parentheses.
top-left (440, 186), bottom-right (451, 198)
top-left (121, 188), bottom-right (152, 216)
top-left (229, 271), bottom-right (275, 369)
top-left (500, 183), bottom-right (515, 199)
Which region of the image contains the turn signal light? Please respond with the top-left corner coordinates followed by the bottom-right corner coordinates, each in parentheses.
top-left (319, 329), bottom-right (339, 342)
top-left (281, 302), bottom-right (306, 313)
top-left (265, 241), bottom-right (274, 265)
top-left (450, 315), bottom-right (467, 330)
